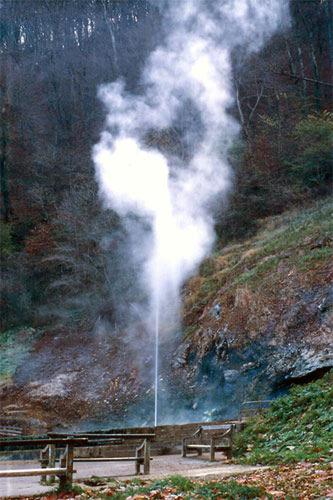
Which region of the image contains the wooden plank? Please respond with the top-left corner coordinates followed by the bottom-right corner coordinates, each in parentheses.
top-left (49, 433), bottom-right (155, 439)
top-left (186, 444), bottom-right (211, 448)
top-left (74, 457), bottom-right (153, 462)
top-left (187, 444), bottom-right (231, 449)
top-left (200, 425), bottom-right (232, 431)
top-left (0, 468), bottom-right (67, 478)
top-left (0, 437), bottom-right (88, 447)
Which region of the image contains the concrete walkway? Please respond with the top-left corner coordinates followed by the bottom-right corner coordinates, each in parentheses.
top-left (0, 455), bottom-right (266, 498)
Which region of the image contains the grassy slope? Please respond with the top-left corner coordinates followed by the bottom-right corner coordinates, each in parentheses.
top-left (233, 370), bottom-right (333, 464)
top-left (183, 196), bottom-right (333, 345)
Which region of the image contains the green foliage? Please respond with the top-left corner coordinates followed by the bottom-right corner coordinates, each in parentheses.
top-left (288, 111), bottom-right (333, 191)
top-left (194, 480), bottom-right (266, 499)
top-left (105, 476), bottom-right (267, 499)
top-left (296, 246), bottom-right (333, 271)
top-left (0, 222), bottom-right (14, 257)
top-left (152, 475), bottom-right (195, 493)
top-left (55, 483), bottom-right (84, 494)
top-left (257, 198), bottom-right (332, 256)
top-left (233, 371), bottom-right (333, 464)
top-left (234, 256), bottom-right (279, 286)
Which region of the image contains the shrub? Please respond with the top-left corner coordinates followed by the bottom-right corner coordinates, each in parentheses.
top-left (288, 111), bottom-right (333, 193)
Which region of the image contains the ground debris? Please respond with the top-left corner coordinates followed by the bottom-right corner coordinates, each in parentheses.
top-left (10, 462), bottom-right (332, 500)
top-left (231, 461), bottom-right (333, 499)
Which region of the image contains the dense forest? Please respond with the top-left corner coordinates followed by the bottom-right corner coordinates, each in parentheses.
top-left (0, 0), bottom-right (332, 337)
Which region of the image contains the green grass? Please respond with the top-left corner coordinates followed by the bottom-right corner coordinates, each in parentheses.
top-left (55, 483), bottom-right (84, 494)
top-left (100, 475), bottom-right (268, 499)
top-left (295, 246), bottom-right (333, 271)
top-left (233, 370), bottom-right (333, 465)
top-left (194, 480), bottom-right (266, 499)
top-left (234, 256), bottom-right (280, 286)
top-left (255, 198), bottom-right (332, 256)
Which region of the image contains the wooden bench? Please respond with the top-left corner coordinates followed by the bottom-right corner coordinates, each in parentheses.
top-left (0, 437), bottom-right (88, 489)
top-left (48, 432), bottom-right (154, 475)
top-left (182, 424), bottom-right (234, 461)
top-left (74, 439), bottom-right (151, 475)
top-left (0, 425), bottom-right (23, 437)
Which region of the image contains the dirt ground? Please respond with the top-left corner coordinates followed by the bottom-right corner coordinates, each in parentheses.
top-left (0, 455), bottom-right (265, 498)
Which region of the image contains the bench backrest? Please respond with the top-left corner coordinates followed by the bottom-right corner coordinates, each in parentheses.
top-left (0, 425), bottom-right (23, 437)
top-left (199, 425), bottom-right (232, 431)
top-left (193, 423), bottom-right (234, 439)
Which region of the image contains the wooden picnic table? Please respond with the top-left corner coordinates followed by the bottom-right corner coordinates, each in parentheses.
top-left (0, 437), bottom-right (88, 489)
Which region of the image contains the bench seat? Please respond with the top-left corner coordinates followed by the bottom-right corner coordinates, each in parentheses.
top-left (186, 444), bottom-right (231, 450)
top-left (74, 457), bottom-right (153, 462)
top-left (0, 467), bottom-right (67, 478)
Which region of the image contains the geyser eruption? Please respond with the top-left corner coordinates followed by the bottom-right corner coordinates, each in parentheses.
top-left (93, 0), bottom-right (289, 425)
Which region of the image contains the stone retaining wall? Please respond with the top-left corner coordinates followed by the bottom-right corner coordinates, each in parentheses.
top-left (75, 420), bottom-right (243, 458)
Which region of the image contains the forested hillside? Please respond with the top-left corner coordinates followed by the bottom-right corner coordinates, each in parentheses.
top-left (0, 0), bottom-right (332, 427)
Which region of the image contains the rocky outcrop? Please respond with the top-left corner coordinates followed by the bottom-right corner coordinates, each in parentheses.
top-left (170, 201), bottom-right (333, 420)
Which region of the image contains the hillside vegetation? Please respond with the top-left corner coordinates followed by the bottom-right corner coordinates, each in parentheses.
top-left (233, 370), bottom-right (333, 464)
top-left (184, 197), bottom-right (332, 331)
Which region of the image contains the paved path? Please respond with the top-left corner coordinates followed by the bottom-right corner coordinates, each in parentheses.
top-left (0, 456), bottom-right (266, 498)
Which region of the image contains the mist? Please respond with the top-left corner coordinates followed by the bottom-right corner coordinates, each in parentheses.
top-left (93, 0), bottom-right (289, 424)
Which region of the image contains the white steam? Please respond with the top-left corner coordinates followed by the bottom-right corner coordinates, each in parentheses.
top-left (93, 0), bottom-right (289, 416)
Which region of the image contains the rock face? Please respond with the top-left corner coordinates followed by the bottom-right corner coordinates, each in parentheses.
top-left (169, 201), bottom-right (333, 420)
top-left (168, 285), bottom-right (332, 422)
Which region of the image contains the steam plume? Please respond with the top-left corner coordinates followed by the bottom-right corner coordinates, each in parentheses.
top-left (93, 0), bottom-right (289, 423)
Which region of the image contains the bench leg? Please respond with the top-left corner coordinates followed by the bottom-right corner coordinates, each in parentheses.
top-left (40, 446), bottom-right (48, 484)
top-left (135, 439), bottom-right (148, 475)
top-left (210, 439), bottom-right (216, 461)
top-left (143, 440), bottom-right (150, 475)
top-left (58, 444), bottom-right (73, 490)
top-left (67, 444), bottom-right (74, 485)
top-left (49, 444), bottom-right (56, 484)
top-left (181, 438), bottom-right (187, 458)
